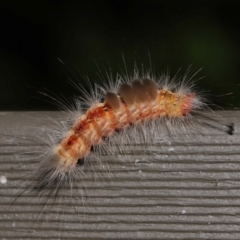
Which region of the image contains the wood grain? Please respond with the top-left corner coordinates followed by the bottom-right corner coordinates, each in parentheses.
top-left (0, 111), bottom-right (240, 240)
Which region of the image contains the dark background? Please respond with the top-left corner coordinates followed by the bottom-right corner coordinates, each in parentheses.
top-left (0, 0), bottom-right (239, 110)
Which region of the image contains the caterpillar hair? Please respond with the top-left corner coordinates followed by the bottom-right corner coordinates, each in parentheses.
top-left (23, 67), bottom-right (234, 201)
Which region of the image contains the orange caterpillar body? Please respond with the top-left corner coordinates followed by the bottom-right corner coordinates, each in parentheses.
top-left (55, 78), bottom-right (194, 170)
top-left (34, 73), bottom-right (233, 193)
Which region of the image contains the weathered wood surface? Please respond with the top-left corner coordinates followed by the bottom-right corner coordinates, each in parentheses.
top-left (0, 111), bottom-right (240, 240)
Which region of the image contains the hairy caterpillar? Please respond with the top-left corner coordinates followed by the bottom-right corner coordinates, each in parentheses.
top-left (24, 67), bottom-right (234, 200)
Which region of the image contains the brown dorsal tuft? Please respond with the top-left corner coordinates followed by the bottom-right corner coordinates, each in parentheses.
top-left (132, 79), bottom-right (149, 103)
top-left (119, 83), bottom-right (135, 105)
top-left (142, 78), bottom-right (158, 101)
top-left (105, 92), bottom-right (121, 111)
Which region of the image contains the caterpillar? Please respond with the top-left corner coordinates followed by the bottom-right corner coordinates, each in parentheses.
top-left (30, 68), bottom-right (234, 200)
